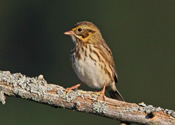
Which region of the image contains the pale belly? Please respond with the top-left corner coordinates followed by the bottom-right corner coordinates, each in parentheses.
top-left (72, 55), bottom-right (107, 89)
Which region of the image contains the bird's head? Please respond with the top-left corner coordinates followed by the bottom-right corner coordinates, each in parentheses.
top-left (64, 21), bottom-right (103, 44)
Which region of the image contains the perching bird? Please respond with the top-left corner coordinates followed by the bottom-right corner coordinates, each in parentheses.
top-left (64, 21), bottom-right (129, 125)
top-left (64, 21), bottom-right (124, 101)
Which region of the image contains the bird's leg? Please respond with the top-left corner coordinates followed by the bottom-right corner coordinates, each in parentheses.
top-left (95, 84), bottom-right (106, 101)
top-left (65, 83), bottom-right (83, 93)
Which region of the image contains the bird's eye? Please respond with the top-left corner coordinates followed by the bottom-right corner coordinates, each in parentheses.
top-left (78, 28), bottom-right (82, 32)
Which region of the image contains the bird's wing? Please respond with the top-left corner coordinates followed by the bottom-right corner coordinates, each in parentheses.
top-left (98, 41), bottom-right (118, 82)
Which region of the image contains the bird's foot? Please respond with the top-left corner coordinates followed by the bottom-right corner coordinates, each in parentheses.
top-left (65, 83), bottom-right (83, 93)
top-left (94, 84), bottom-right (106, 101)
top-left (94, 91), bottom-right (106, 101)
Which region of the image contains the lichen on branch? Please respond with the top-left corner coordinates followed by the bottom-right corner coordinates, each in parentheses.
top-left (0, 71), bottom-right (175, 125)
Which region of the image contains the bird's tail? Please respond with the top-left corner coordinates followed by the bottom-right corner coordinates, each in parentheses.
top-left (107, 83), bottom-right (130, 125)
top-left (107, 83), bottom-right (124, 101)
top-left (107, 87), bottom-right (124, 101)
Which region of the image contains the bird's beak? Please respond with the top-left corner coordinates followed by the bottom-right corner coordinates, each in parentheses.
top-left (64, 30), bottom-right (74, 36)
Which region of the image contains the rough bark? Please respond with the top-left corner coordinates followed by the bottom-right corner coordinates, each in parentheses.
top-left (0, 71), bottom-right (174, 125)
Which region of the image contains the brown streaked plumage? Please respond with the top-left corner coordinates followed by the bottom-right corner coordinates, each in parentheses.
top-left (64, 21), bottom-right (124, 101)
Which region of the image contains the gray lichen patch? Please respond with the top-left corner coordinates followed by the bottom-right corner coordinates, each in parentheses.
top-left (125, 106), bottom-right (139, 112)
top-left (92, 100), bottom-right (107, 114)
top-left (57, 89), bottom-right (84, 102)
top-left (0, 71), bottom-right (50, 97)
top-left (0, 91), bottom-right (6, 104)
top-left (138, 102), bottom-right (175, 119)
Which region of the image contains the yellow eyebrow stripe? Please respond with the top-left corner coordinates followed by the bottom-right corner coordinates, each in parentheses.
top-left (72, 27), bottom-right (77, 31)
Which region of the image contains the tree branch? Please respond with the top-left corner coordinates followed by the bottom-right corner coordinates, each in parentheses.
top-left (0, 71), bottom-right (174, 125)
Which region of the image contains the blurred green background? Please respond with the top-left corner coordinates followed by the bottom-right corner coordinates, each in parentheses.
top-left (0, 0), bottom-right (175, 125)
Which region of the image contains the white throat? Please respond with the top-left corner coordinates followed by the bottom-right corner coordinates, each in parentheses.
top-left (71, 35), bottom-right (76, 44)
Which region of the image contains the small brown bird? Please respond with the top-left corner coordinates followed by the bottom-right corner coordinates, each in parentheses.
top-left (64, 21), bottom-right (124, 101)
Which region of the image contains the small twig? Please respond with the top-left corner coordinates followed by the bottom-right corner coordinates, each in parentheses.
top-left (0, 71), bottom-right (174, 125)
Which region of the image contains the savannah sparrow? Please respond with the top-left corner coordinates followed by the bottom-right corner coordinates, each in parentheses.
top-left (64, 21), bottom-right (124, 101)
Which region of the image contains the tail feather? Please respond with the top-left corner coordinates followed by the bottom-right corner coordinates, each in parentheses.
top-left (106, 82), bottom-right (125, 101)
top-left (108, 88), bottom-right (125, 101)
